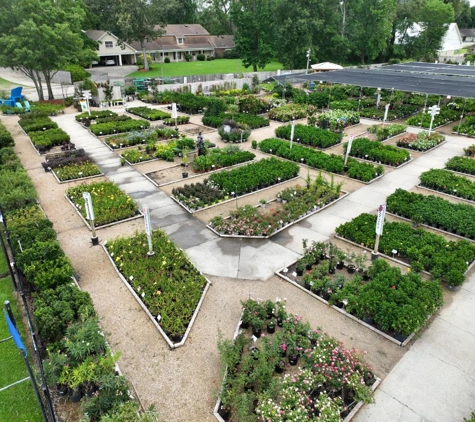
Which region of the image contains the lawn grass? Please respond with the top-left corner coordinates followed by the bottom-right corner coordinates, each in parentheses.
top-left (127, 58), bottom-right (283, 78)
top-left (0, 245), bottom-right (43, 422)
top-left (0, 77), bottom-right (21, 90)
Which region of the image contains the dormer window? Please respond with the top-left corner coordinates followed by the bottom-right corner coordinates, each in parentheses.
top-left (177, 37), bottom-right (184, 45)
top-left (105, 41), bottom-right (113, 48)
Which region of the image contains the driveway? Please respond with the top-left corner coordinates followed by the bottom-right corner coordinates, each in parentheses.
top-left (86, 65), bottom-right (138, 80)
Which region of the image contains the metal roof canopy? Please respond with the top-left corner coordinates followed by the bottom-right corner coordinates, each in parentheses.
top-left (270, 62), bottom-right (475, 99)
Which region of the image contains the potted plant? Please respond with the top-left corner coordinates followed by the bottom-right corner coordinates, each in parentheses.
top-left (296, 258), bottom-right (305, 276)
top-left (336, 249), bottom-right (346, 270)
top-left (259, 199), bottom-right (267, 208)
top-left (345, 250), bottom-right (357, 273)
top-left (181, 147), bottom-right (189, 167)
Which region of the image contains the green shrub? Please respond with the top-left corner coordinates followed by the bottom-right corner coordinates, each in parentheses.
top-left (164, 57), bottom-right (171, 63)
top-left (0, 121), bottom-right (14, 148)
top-left (184, 53), bottom-right (192, 62)
top-left (136, 53), bottom-right (153, 68)
top-left (29, 128), bottom-right (70, 149)
top-left (19, 115), bottom-right (58, 133)
top-left (65, 64), bottom-right (90, 82)
top-left (197, 53), bottom-right (206, 61)
top-left (0, 169), bottom-right (37, 212)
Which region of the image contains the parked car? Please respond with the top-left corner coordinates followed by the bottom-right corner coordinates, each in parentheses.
top-left (104, 59), bottom-right (115, 66)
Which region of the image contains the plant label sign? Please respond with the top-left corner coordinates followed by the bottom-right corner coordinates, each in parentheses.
top-left (142, 206), bottom-right (152, 236)
top-left (83, 192), bottom-right (95, 221)
top-left (171, 103), bottom-right (178, 119)
top-left (375, 204), bottom-right (386, 235)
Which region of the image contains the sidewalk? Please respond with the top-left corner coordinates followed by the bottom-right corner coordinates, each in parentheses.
top-left (50, 110), bottom-right (475, 421)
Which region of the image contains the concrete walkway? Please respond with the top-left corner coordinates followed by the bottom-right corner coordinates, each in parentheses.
top-left (51, 110), bottom-right (475, 421)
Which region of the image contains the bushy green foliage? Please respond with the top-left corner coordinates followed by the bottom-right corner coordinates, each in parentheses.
top-left (65, 64), bottom-right (90, 82)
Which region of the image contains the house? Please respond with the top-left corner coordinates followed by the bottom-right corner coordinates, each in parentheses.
top-left (85, 30), bottom-right (137, 66)
top-left (459, 28), bottom-right (475, 43)
top-left (85, 24), bottom-right (235, 65)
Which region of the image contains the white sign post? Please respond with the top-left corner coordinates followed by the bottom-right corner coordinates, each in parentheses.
top-left (83, 192), bottom-right (98, 245)
top-left (383, 103), bottom-right (390, 127)
top-left (171, 103), bottom-right (178, 129)
top-left (82, 90), bottom-right (92, 117)
top-left (142, 205), bottom-right (154, 256)
top-left (373, 204), bottom-right (386, 259)
top-left (344, 134), bottom-right (354, 170)
top-left (290, 120), bottom-right (295, 149)
top-left (427, 105), bottom-right (440, 135)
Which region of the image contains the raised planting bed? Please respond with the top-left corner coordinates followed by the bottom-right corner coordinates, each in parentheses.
top-left (275, 123), bottom-right (342, 149)
top-left (90, 117), bottom-right (150, 136)
top-left (192, 145), bottom-right (255, 172)
top-left (163, 116), bottom-right (190, 126)
top-left (208, 174), bottom-right (347, 238)
top-left (202, 113), bottom-right (269, 129)
top-left (445, 156), bottom-right (475, 176)
top-left (367, 123), bottom-right (407, 141)
top-left (126, 106), bottom-right (171, 121)
top-left (406, 107), bottom-right (459, 128)
top-left (215, 298), bottom-right (378, 421)
top-left (317, 109), bottom-right (360, 131)
top-left (396, 131), bottom-right (445, 152)
top-left (28, 128), bottom-right (71, 153)
top-left (19, 114), bottom-right (58, 133)
top-left (171, 157), bottom-right (299, 212)
top-left (387, 188), bottom-right (475, 240)
top-left (359, 104), bottom-right (419, 121)
top-left (237, 94), bottom-right (272, 114)
top-left (258, 138), bottom-right (384, 183)
top-left (104, 128), bottom-right (162, 149)
top-left (75, 110), bottom-right (118, 121)
top-left (419, 168), bottom-right (475, 201)
top-left (65, 181), bottom-right (140, 228)
top-left (345, 138), bottom-right (411, 167)
top-left (268, 103), bottom-right (312, 122)
top-left (335, 212), bottom-right (475, 287)
top-left (104, 229), bottom-right (210, 347)
top-left (46, 150), bottom-right (102, 182)
top-left (455, 116), bottom-right (475, 136)
top-left (276, 242), bottom-right (442, 345)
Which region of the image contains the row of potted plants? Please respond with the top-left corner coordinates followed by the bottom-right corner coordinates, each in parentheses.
top-left (386, 188), bottom-right (475, 239)
top-left (75, 110), bottom-right (118, 121)
top-left (345, 138), bottom-right (411, 167)
top-left (457, 115), bottom-right (475, 136)
top-left (258, 138), bottom-right (384, 182)
top-left (43, 149), bottom-right (102, 182)
top-left (126, 106), bottom-right (171, 120)
top-left (202, 113), bottom-right (269, 129)
top-left (289, 241), bottom-right (443, 338)
top-left (19, 113), bottom-right (58, 133)
top-left (217, 298), bottom-right (376, 420)
top-left (275, 123), bottom-right (343, 149)
top-left (66, 181), bottom-right (139, 227)
top-left (172, 158), bottom-right (299, 211)
top-left (0, 140), bottom-right (142, 418)
top-left (163, 116), bottom-right (190, 125)
top-left (209, 173), bottom-right (343, 237)
top-left (367, 123), bottom-right (407, 141)
top-left (358, 104), bottom-right (420, 121)
top-left (268, 103), bottom-right (312, 122)
top-left (29, 128), bottom-right (71, 152)
top-left (445, 155), bottom-right (475, 176)
top-left (406, 106), bottom-right (459, 128)
top-left (104, 128), bottom-right (167, 149)
top-left (0, 120), bottom-right (14, 148)
top-left (317, 109), bottom-right (360, 131)
top-left (335, 212), bottom-right (475, 286)
top-left (90, 117), bottom-right (150, 136)
top-left (105, 229), bottom-right (209, 342)
top-left (419, 168), bottom-right (475, 201)
top-left (396, 131), bottom-right (445, 151)
top-left (192, 145), bottom-right (255, 172)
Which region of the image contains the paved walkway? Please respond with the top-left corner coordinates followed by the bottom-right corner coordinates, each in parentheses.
top-left (51, 110), bottom-right (475, 421)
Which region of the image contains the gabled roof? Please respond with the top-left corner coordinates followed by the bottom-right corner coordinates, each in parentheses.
top-left (85, 30), bottom-right (110, 42)
top-left (460, 28), bottom-right (475, 37)
top-left (155, 24), bottom-right (210, 37)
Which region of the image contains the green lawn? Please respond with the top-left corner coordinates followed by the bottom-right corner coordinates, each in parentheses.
top-left (0, 244), bottom-right (43, 422)
top-left (127, 58), bottom-right (283, 78)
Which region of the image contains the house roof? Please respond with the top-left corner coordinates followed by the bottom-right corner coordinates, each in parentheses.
top-left (129, 35), bottom-right (215, 52)
top-left (441, 22), bottom-right (462, 51)
top-left (85, 30), bottom-right (109, 42)
top-left (208, 35), bottom-right (235, 49)
top-left (156, 24), bottom-right (210, 37)
top-left (460, 29), bottom-right (475, 37)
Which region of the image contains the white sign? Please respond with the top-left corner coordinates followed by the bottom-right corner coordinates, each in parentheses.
top-left (375, 204), bottom-right (386, 235)
top-left (171, 103), bottom-right (178, 119)
top-left (428, 105), bottom-right (440, 117)
top-left (383, 103), bottom-right (390, 122)
top-left (83, 192), bottom-right (95, 221)
top-left (344, 134), bottom-right (354, 167)
top-left (142, 205), bottom-right (152, 236)
top-left (290, 120), bottom-right (295, 149)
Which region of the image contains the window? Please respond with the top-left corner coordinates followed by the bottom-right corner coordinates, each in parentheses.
top-left (105, 41), bottom-right (113, 48)
top-left (177, 37), bottom-right (184, 45)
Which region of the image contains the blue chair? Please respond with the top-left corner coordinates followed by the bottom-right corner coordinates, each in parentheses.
top-left (15, 102), bottom-right (23, 110)
top-left (23, 100), bottom-right (31, 112)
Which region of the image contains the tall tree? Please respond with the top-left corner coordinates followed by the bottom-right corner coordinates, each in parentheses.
top-left (408, 0), bottom-right (454, 60)
top-left (273, 0), bottom-right (322, 69)
top-left (347, 0), bottom-right (397, 64)
top-left (166, 0), bottom-right (198, 23)
top-left (0, 0), bottom-right (96, 100)
top-left (230, 0), bottom-right (275, 72)
top-left (197, 0), bottom-right (234, 34)
top-left (85, 0), bottom-right (176, 71)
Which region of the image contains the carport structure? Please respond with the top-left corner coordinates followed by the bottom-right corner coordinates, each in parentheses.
top-left (269, 62), bottom-right (475, 99)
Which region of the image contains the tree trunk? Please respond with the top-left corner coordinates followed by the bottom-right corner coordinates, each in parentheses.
top-left (141, 42), bottom-right (150, 71)
top-left (43, 72), bottom-right (55, 100)
top-left (253, 64), bottom-right (257, 72)
top-left (17, 66), bottom-right (44, 101)
top-left (34, 71), bottom-right (45, 101)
